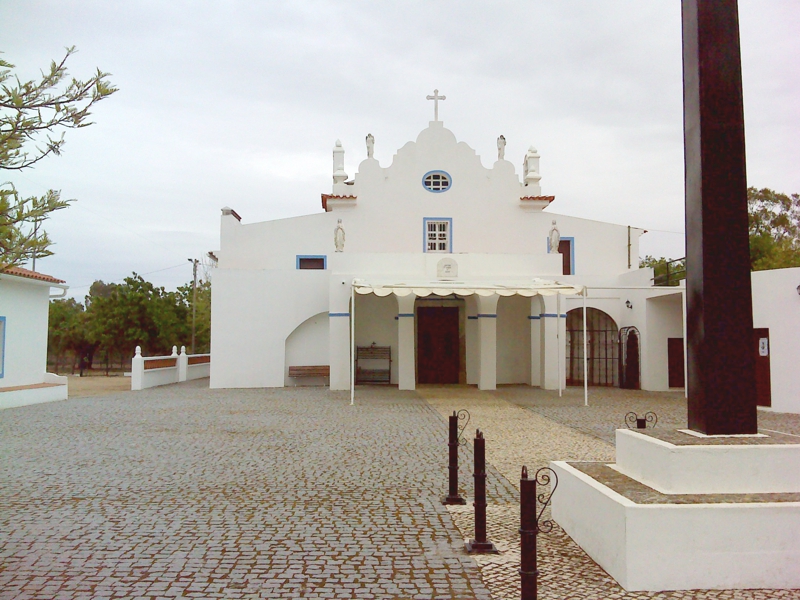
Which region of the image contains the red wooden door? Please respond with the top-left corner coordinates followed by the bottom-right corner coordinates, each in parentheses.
top-left (754, 328), bottom-right (771, 407)
top-left (667, 338), bottom-right (685, 388)
top-left (417, 307), bottom-right (459, 384)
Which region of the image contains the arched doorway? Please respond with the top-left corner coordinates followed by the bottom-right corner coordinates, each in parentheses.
top-left (618, 326), bottom-right (641, 389)
top-left (566, 308), bottom-right (619, 387)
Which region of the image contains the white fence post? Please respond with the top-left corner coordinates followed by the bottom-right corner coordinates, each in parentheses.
top-left (131, 346), bottom-right (144, 391)
top-left (178, 346), bottom-right (188, 382)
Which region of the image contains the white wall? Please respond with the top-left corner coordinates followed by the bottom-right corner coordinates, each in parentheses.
top-left (210, 269), bottom-right (329, 388)
top-left (643, 292), bottom-right (684, 391)
top-left (0, 276), bottom-right (51, 388)
top-left (497, 294), bottom-right (531, 384)
top-left (752, 267), bottom-right (800, 414)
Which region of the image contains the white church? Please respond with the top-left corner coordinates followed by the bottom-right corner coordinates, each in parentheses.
top-left (209, 93), bottom-right (798, 413)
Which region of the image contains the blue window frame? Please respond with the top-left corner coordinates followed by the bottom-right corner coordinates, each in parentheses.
top-left (422, 170), bottom-right (452, 193)
top-left (423, 217), bottom-right (453, 253)
top-left (296, 255), bottom-right (327, 270)
top-left (547, 236), bottom-right (575, 275)
top-left (0, 316), bottom-right (5, 378)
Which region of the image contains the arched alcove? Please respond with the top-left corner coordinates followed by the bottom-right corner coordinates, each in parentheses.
top-left (566, 307), bottom-right (619, 387)
top-left (284, 312), bottom-right (329, 386)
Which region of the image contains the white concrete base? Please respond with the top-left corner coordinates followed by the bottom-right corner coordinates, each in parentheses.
top-left (0, 376), bottom-right (68, 410)
top-left (551, 461), bottom-right (800, 591)
top-left (616, 429), bottom-right (800, 494)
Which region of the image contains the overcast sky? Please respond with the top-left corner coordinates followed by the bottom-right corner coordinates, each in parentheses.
top-left (3, 1), bottom-right (799, 301)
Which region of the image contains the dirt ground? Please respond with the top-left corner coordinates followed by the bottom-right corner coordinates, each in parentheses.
top-left (66, 374), bottom-right (131, 398)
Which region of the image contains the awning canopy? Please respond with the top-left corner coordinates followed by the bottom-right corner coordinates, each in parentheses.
top-left (352, 277), bottom-right (584, 297)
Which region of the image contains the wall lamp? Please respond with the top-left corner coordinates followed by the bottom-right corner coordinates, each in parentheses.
top-left (625, 300), bottom-right (633, 309)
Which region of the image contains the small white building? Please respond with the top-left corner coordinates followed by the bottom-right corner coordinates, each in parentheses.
top-left (0, 266), bottom-right (69, 409)
top-left (210, 109), bottom-right (798, 413)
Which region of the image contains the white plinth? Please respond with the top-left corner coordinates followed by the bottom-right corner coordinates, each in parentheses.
top-left (551, 460), bottom-right (800, 591)
top-left (615, 428), bottom-right (800, 494)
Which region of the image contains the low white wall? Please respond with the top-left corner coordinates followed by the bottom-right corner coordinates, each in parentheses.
top-left (552, 460), bottom-right (800, 591)
top-left (132, 346), bottom-right (209, 390)
top-left (187, 361), bottom-right (210, 381)
top-left (0, 378), bottom-right (68, 410)
top-left (752, 267), bottom-right (800, 414)
top-left (615, 429), bottom-right (800, 494)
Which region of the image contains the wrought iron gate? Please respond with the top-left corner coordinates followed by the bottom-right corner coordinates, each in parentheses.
top-left (618, 326), bottom-right (641, 389)
top-left (566, 308), bottom-right (619, 387)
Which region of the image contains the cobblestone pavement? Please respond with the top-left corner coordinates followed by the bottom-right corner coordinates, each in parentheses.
top-left (0, 381), bottom-right (493, 600)
top-left (3, 382), bottom-right (799, 600)
top-left (418, 384), bottom-right (800, 600)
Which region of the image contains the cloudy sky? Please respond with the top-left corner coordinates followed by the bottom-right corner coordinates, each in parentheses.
top-left (3, 1), bottom-right (799, 301)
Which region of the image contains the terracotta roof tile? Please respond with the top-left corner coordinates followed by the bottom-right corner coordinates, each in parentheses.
top-left (321, 194), bottom-right (357, 211)
top-left (520, 195), bottom-right (555, 202)
top-left (0, 266), bottom-right (66, 284)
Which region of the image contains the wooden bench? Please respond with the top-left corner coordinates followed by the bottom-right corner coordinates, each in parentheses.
top-left (288, 365), bottom-right (330, 378)
top-left (356, 345), bottom-right (391, 384)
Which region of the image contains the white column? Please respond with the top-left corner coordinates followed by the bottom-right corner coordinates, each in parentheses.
top-left (396, 294), bottom-right (416, 390)
top-left (477, 294), bottom-right (499, 391)
top-left (540, 295), bottom-right (561, 390)
top-left (329, 309), bottom-right (351, 391)
top-left (530, 296), bottom-right (543, 387)
top-left (131, 346), bottom-right (144, 391)
top-left (178, 346), bottom-right (188, 382)
top-left (465, 295), bottom-right (479, 385)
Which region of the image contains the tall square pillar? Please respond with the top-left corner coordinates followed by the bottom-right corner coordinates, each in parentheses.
top-left (682, 0), bottom-right (756, 434)
top-left (396, 294), bottom-right (416, 390)
top-left (477, 295), bottom-right (499, 391)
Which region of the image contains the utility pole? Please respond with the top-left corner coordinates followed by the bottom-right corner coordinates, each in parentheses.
top-left (188, 258), bottom-right (199, 354)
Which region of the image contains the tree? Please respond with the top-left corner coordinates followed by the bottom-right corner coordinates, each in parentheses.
top-left (640, 255), bottom-right (686, 286)
top-left (48, 297), bottom-right (85, 372)
top-left (747, 187), bottom-right (800, 271)
top-left (1, 47), bottom-right (117, 267)
top-left (178, 279), bottom-right (211, 353)
top-left (87, 274), bottom-right (190, 372)
top-left (642, 187), bottom-right (800, 277)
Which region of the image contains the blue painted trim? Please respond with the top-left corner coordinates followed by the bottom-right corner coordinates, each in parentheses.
top-left (0, 316), bottom-right (5, 378)
top-left (423, 217), bottom-right (453, 253)
top-left (397, 313), bottom-right (414, 318)
top-left (329, 312), bottom-right (350, 317)
top-left (296, 255), bottom-right (327, 269)
top-left (540, 313), bottom-right (567, 318)
top-left (467, 315), bottom-right (478, 320)
top-left (421, 170), bottom-right (452, 193)
top-left (546, 236), bottom-right (576, 275)
top-left (477, 313), bottom-right (497, 318)
top-left (528, 315), bottom-right (541, 320)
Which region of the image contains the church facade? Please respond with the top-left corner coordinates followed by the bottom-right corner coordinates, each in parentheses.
top-left (210, 111), bottom-right (689, 395)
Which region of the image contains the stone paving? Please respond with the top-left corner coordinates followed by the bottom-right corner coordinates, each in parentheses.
top-left (0, 381), bottom-right (493, 600)
top-left (418, 384), bottom-right (800, 600)
top-left (2, 381), bottom-right (799, 599)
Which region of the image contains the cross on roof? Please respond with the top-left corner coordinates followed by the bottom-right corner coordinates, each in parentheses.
top-left (426, 89), bottom-right (446, 122)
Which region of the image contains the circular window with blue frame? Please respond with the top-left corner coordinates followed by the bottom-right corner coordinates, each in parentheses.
top-left (422, 170), bottom-right (452, 193)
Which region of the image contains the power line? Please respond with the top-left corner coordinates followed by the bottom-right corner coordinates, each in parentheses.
top-left (69, 262), bottom-right (189, 290)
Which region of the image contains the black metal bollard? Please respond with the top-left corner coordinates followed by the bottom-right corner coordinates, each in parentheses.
top-left (467, 429), bottom-right (498, 553)
top-left (520, 466), bottom-right (538, 600)
top-left (443, 411), bottom-right (466, 505)
top-left (519, 465), bottom-right (558, 600)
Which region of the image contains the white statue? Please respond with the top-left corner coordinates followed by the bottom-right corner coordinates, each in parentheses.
top-left (548, 220), bottom-right (561, 254)
top-left (497, 135), bottom-right (506, 161)
top-left (334, 219), bottom-right (346, 252)
top-left (366, 133), bottom-right (374, 159)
